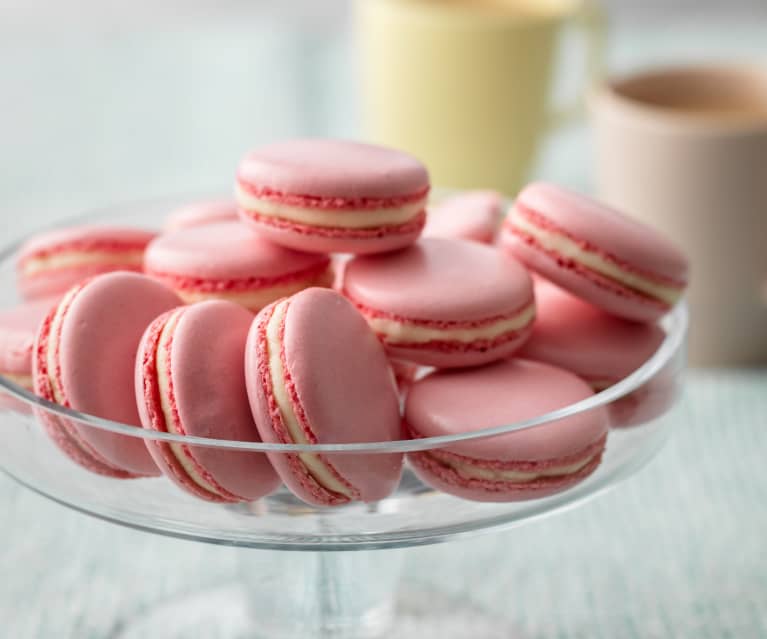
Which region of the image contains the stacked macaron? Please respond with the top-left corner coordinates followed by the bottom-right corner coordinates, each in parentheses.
top-left (0, 139), bottom-right (688, 506)
top-left (235, 139), bottom-right (429, 254)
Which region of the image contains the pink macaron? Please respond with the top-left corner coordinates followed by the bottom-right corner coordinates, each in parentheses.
top-left (16, 225), bottom-right (156, 300)
top-left (518, 279), bottom-right (673, 427)
top-left (499, 182), bottom-right (688, 322)
top-left (0, 297), bottom-right (60, 392)
top-left (519, 278), bottom-right (666, 391)
top-left (235, 139), bottom-right (429, 254)
top-left (245, 288), bottom-right (403, 507)
top-left (164, 199), bottom-right (239, 232)
top-left (0, 297), bottom-right (60, 413)
top-left (136, 300), bottom-right (280, 502)
top-left (33, 272), bottom-right (181, 478)
top-left (405, 359), bottom-right (609, 502)
top-left (143, 222), bottom-right (333, 312)
top-left (342, 238), bottom-right (536, 368)
top-left (606, 369), bottom-right (680, 429)
top-left (424, 190), bottom-right (503, 244)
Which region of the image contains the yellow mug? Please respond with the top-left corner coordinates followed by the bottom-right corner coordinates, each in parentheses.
top-left (355, 0), bottom-right (604, 195)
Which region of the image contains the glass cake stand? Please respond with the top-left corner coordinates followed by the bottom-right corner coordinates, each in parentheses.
top-left (0, 196), bottom-right (688, 638)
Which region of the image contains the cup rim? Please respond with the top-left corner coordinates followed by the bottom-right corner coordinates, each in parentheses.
top-left (589, 63), bottom-right (767, 135)
top-left (356, 0), bottom-right (581, 25)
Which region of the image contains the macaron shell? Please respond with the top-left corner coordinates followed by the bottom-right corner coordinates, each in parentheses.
top-left (55, 272), bottom-right (181, 475)
top-left (245, 288), bottom-right (403, 505)
top-left (519, 279), bottom-right (666, 382)
top-left (144, 222), bottom-right (330, 282)
top-left (405, 359), bottom-right (608, 462)
top-left (0, 297), bottom-right (59, 376)
top-left (344, 238), bottom-right (533, 322)
top-left (237, 138), bottom-right (429, 199)
top-left (137, 301), bottom-right (280, 501)
top-left (424, 190), bottom-right (503, 244)
top-left (516, 182), bottom-right (688, 283)
top-left (34, 406), bottom-right (137, 478)
top-left (608, 382), bottom-right (675, 429)
top-left (0, 389), bottom-right (30, 415)
top-left (608, 359), bottom-right (680, 429)
top-left (238, 212), bottom-right (426, 256)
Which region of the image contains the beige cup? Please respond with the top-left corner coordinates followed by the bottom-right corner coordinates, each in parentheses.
top-left (355, 0), bottom-right (604, 195)
top-left (591, 65), bottom-right (767, 366)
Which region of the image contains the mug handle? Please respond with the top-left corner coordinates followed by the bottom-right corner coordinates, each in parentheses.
top-left (547, 0), bottom-right (606, 130)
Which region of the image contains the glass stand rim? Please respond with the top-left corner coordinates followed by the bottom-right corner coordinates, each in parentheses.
top-left (1, 425), bottom-right (670, 551)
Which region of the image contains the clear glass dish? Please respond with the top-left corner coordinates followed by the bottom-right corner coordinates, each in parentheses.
top-left (0, 196), bottom-right (688, 638)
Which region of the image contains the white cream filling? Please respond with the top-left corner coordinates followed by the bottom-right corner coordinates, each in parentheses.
top-left (22, 249), bottom-right (144, 276)
top-left (236, 182), bottom-right (425, 229)
top-left (511, 213), bottom-right (682, 305)
top-left (364, 304), bottom-right (535, 345)
top-left (265, 301), bottom-right (353, 497)
top-left (175, 267), bottom-right (333, 310)
top-left (156, 309), bottom-right (225, 497)
top-left (431, 451), bottom-right (597, 482)
top-left (1, 372), bottom-right (33, 389)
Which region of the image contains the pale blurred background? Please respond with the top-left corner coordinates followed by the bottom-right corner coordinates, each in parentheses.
top-left (1, 0), bottom-right (765, 227)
